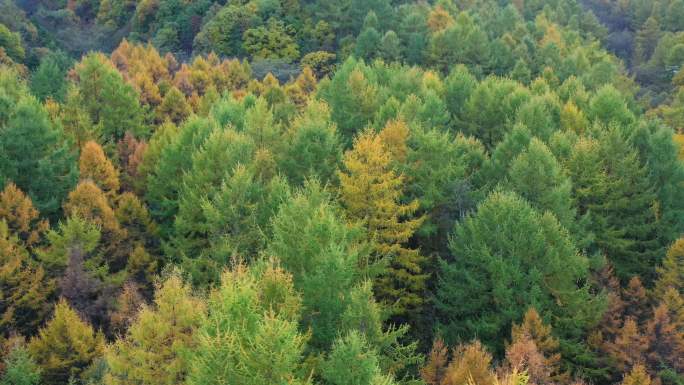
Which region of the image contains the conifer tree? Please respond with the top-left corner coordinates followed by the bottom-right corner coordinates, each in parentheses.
top-left (281, 100), bottom-right (342, 186)
top-left (654, 238), bottom-right (684, 299)
top-left (436, 191), bottom-right (599, 351)
top-left (607, 318), bottom-right (647, 374)
top-left (339, 125), bottom-right (426, 315)
top-left (442, 341), bottom-right (495, 385)
top-left (322, 331), bottom-right (396, 385)
top-left (506, 139), bottom-right (586, 246)
top-left (198, 166), bottom-right (288, 282)
top-left (269, 181), bottom-right (361, 349)
top-left (29, 299), bottom-right (105, 385)
top-left (169, 127), bottom-right (256, 269)
top-left (145, 117), bottom-right (215, 234)
top-left (420, 339), bottom-right (448, 385)
top-left (621, 365), bottom-right (651, 385)
top-left (71, 53), bottom-right (146, 141)
top-left (156, 86), bottom-right (191, 124)
top-left (0, 344), bottom-right (41, 385)
top-left (643, 303), bottom-right (684, 374)
top-left (79, 141), bottom-right (120, 199)
top-left (105, 272), bottom-right (204, 385)
top-left (0, 220), bottom-right (53, 337)
top-left (0, 183), bottom-right (48, 249)
top-left (186, 262), bottom-right (309, 385)
top-left (0, 90), bottom-right (77, 218)
top-left (64, 181), bottom-right (127, 265)
top-left (509, 308), bottom-right (566, 383)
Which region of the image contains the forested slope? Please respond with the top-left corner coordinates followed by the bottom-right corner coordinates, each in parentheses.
top-left (0, 1), bottom-right (683, 385)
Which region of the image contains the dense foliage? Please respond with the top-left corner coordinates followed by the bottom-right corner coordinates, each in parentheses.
top-left (1, 0), bottom-right (684, 384)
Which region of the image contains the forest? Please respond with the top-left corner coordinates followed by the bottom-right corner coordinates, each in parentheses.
top-left (0, 0), bottom-right (683, 384)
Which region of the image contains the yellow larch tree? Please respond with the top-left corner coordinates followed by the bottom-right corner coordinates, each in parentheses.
top-left (339, 122), bottom-right (426, 315)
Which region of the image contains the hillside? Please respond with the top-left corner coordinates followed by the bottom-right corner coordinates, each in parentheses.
top-left (0, 1), bottom-right (683, 385)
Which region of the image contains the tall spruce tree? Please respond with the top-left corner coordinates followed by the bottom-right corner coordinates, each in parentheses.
top-left (436, 191), bottom-right (600, 352)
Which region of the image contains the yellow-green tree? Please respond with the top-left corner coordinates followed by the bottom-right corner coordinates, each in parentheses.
top-left (339, 124), bottom-right (425, 315)
top-left (28, 299), bottom-right (105, 384)
top-left (105, 271), bottom-right (204, 385)
top-left (0, 183), bottom-right (48, 249)
top-left (654, 238), bottom-right (684, 299)
top-left (0, 220), bottom-right (53, 337)
top-left (79, 141), bottom-right (120, 199)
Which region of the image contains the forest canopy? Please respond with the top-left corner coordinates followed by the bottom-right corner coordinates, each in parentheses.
top-left (0, 0), bottom-right (684, 385)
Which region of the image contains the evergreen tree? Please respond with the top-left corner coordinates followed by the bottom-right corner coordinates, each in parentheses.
top-left (0, 344), bottom-right (41, 385)
top-left (269, 181), bottom-right (362, 349)
top-left (71, 53), bottom-right (146, 141)
top-left (568, 129), bottom-right (660, 283)
top-left (463, 77), bottom-right (530, 149)
top-left (169, 127), bottom-right (256, 270)
top-left (621, 365), bottom-right (652, 385)
top-left (322, 331), bottom-right (396, 385)
top-left (191, 166), bottom-right (288, 285)
top-left (0, 89), bottom-right (77, 218)
top-left (506, 138), bottom-right (586, 246)
top-left (186, 262), bottom-right (309, 385)
top-left (355, 12), bottom-right (382, 62)
top-left (281, 100), bottom-right (342, 186)
top-left (30, 51), bottom-right (71, 103)
top-left (436, 191), bottom-right (599, 352)
top-left (654, 238), bottom-right (684, 299)
top-left (145, 117), bottom-right (215, 234)
top-left (441, 341), bottom-right (495, 385)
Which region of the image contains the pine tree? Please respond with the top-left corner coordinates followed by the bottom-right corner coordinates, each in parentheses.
top-left (198, 166), bottom-right (288, 281)
top-left (79, 141), bottom-right (120, 199)
top-left (169, 127), bottom-right (256, 269)
top-left (71, 53), bottom-right (146, 141)
top-left (442, 341), bottom-right (495, 385)
top-left (506, 138), bottom-right (579, 239)
top-left (355, 13), bottom-right (382, 62)
top-left (281, 100), bottom-right (342, 186)
top-left (29, 299), bottom-right (105, 385)
top-left (654, 238), bottom-right (684, 299)
top-left (105, 271), bottom-right (205, 385)
top-left (269, 181), bottom-right (361, 349)
top-left (606, 318), bottom-right (647, 374)
top-left (145, 117), bottom-right (215, 235)
top-left (621, 364), bottom-right (651, 385)
top-left (463, 77), bottom-right (530, 149)
top-left (0, 220), bottom-right (53, 337)
top-left (643, 303), bottom-right (684, 374)
top-left (64, 181), bottom-right (127, 266)
top-left (322, 331), bottom-right (396, 385)
top-left (404, 128), bottom-right (485, 256)
top-left (0, 183), bottom-right (48, 249)
top-left (156, 86), bottom-right (191, 124)
top-left (316, 59), bottom-right (381, 142)
top-left (0, 91), bottom-right (77, 218)
top-left (510, 308), bottom-right (566, 383)
top-left (0, 344), bottom-right (41, 385)
top-left (420, 339), bottom-right (448, 385)
top-left (186, 262), bottom-right (309, 385)
top-left (597, 129), bottom-right (660, 283)
top-left (30, 50), bottom-right (70, 103)
top-left (436, 191), bottom-right (599, 352)
top-left (339, 125), bottom-right (426, 316)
